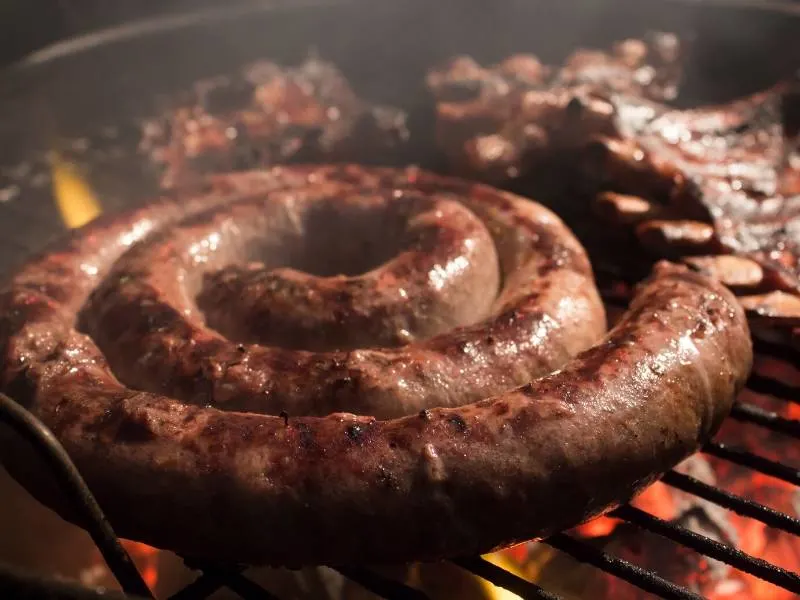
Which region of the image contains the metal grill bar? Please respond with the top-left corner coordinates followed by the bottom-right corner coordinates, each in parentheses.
top-left (334, 568), bottom-right (430, 600)
top-left (661, 470), bottom-right (800, 536)
top-left (730, 402), bottom-right (800, 437)
top-left (177, 561), bottom-right (281, 600)
top-left (747, 373), bottom-right (800, 405)
top-left (753, 338), bottom-right (800, 366)
top-left (544, 534), bottom-right (704, 600)
top-left (0, 393), bottom-right (154, 599)
top-left (703, 441), bottom-right (800, 486)
top-left (611, 505), bottom-right (800, 594)
top-left (194, 567), bottom-right (278, 600)
top-left (453, 557), bottom-right (563, 600)
top-left (168, 570), bottom-right (234, 600)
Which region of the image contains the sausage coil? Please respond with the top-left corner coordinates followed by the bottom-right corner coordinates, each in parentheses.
top-left (0, 165), bottom-right (751, 566)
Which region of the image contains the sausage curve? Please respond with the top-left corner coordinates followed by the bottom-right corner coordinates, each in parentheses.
top-left (0, 165), bottom-right (750, 566)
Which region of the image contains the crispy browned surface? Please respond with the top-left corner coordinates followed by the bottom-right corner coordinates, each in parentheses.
top-left (429, 35), bottom-right (800, 343)
top-left (0, 165), bottom-right (750, 566)
top-left (72, 166), bottom-right (605, 418)
top-left (582, 85), bottom-right (800, 343)
top-left (427, 33), bottom-right (684, 183)
top-left (141, 58), bottom-right (409, 187)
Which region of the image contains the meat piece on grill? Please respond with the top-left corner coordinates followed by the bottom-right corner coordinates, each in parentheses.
top-left (427, 32), bottom-right (684, 183)
top-left (141, 56), bottom-right (410, 187)
top-left (582, 81), bottom-right (800, 344)
top-left (0, 165), bottom-right (751, 566)
top-left (430, 35), bottom-right (800, 344)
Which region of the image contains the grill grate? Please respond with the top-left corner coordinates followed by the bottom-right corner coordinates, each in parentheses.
top-left (545, 534), bottom-right (705, 600)
top-left (610, 505), bottom-right (800, 592)
top-left (659, 470), bottom-right (800, 536)
top-left (0, 291), bottom-right (799, 600)
top-left (0, 392), bottom-right (154, 599)
top-left (746, 374), bottom-right (800, 406)
top-left (728, 402), bottom-right (800, 437)
top-left (334, 568), bottom-right (431, 600)
top-left (703, 442), bottom-right (799, 487)
top-left (177, 564), bottom-right (280, 600)
top-left (453, 557), bottom-right (563, 600)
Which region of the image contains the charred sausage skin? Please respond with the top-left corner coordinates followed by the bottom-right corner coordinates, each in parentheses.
top-left (0, 166), bottom-right (750, 566)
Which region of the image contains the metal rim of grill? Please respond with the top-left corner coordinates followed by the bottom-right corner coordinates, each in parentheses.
top-left (0, 290), bottom-right (798, 600)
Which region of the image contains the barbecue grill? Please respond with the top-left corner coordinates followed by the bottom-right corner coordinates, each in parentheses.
top-left (0, 1), bottom-right (798, 598)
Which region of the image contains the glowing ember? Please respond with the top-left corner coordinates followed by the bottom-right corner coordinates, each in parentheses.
top-left (575, 515), bottom-right (618, 538)
top-left (120, 540), bottom-right (159, 590)
top-left (80, 540), bottom-right (159, 593)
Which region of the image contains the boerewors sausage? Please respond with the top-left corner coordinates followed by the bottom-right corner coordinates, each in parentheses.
top-left (0, 165), bottom-right (751, 566)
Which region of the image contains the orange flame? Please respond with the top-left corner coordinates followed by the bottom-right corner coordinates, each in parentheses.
top-left (50, 154), bottom-right (102, 229)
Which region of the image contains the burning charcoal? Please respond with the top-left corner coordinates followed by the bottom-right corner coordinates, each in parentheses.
top-left (598, 513), bottom-right (738, 599)
top-left (590, 459), bottom-right (741, 598)
top-left (472, 454), bottom-right (791, 600)
top-left (545, 456), bottom-right (749, 599)
top-left (240, 566), bottom-right (349, 600)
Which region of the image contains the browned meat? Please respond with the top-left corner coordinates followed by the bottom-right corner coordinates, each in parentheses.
top-left (430, 36), bottom-right (800, 344)
top-left (427, 32), bottom-right (683, 183)
top-left (581, 83), bottom-right (800, 344)
top-left (141, 57), bottom-right (409, 187)
top-left (73, 167), bottom-right (606, 417)
top-left (0, 166), bottom-right (750, 566)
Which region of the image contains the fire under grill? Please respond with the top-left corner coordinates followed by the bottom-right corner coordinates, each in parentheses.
top-left (0, 290), bottom-right (798, 600)
top-left (0, 137), bottom-right (798, 600)
top-left (0, 2), bottom-right (799, 594)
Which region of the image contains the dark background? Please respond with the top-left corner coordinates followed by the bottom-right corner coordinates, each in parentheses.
top-left (2, 0), bottom-right (799, 68)
top-left (0, 1), bottom-right (224, 67)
